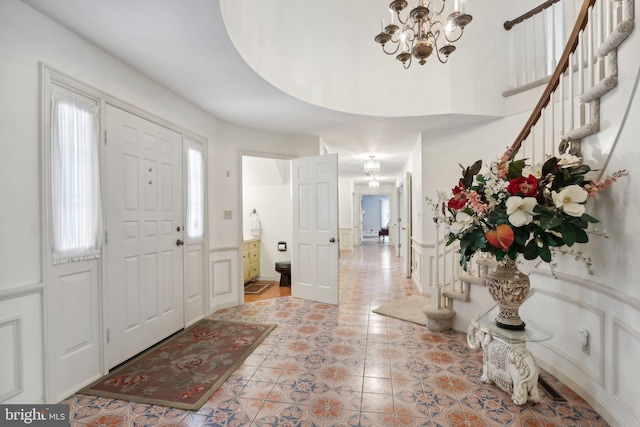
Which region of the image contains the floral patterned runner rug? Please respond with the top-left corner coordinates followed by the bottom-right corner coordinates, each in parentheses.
top-left (79, 319), bottom-right (276, 410)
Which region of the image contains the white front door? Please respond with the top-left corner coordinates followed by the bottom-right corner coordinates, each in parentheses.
top-left (105, 105), bottom-right (184, 368)
top-left (291, 154), bottom-right (339, 305)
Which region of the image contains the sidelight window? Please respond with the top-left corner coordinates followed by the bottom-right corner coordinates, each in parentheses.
top-left (50, 91), bottom-right (102, 263)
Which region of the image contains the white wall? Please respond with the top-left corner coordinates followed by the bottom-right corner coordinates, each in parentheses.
top-left (338, 176), bottom-right (355, 251)
top-left (0, 0), bottom-right (319, 404)
top-left (242, 156), bottom-right (292, 281)
top-left (208, 121), bottom-right (318, 309)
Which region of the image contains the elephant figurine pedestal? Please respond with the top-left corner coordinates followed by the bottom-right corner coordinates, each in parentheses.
top-left (467, 306), bottom-right (553, 405)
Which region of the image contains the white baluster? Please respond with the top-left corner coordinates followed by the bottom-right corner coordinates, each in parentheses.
top-left (569, 52), bottom-right (575, 132)
top-left (605, 0), bottom-right (612, 38)
top-left (551, 3), bottom-right (558, 71)
top-left (559, 72), bottom-right (565, 140)
top-left (549, 93), bottom-right (554, 158)
top-left (544, 107), bottom-right (547, 160)
top-left (588, 6), bottom-right (594, 90)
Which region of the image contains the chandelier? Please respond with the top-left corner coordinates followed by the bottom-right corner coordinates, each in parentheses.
top-left (374, 0), bottom-right (472, 69)
top-left (364, 156), bottom-right (381, 175)
top-left (369, 178), bottom-right (380, 189)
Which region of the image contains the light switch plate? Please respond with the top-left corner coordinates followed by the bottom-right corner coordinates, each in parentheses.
top-left (223, 210), bottom-right (232, 219)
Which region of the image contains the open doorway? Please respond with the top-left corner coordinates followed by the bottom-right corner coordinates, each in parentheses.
top-left (360, 194), bottom-right (390, 246)
top-left (241, 155), bottom-right (292, 301)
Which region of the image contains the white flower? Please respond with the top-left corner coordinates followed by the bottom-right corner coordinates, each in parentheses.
top-left (557, 153), bottom-right (581, 168)
top-left (450, 211), bottom-right (473, 234)
top-left (522, 163), bottom-right (543, 179)
top-left (552, 185), bottom-right (588, 217)
top-left (505, 196), bottom-right (538, 227)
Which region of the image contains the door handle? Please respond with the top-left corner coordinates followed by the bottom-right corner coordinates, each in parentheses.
top-left (329, 238), bottom-right (336, 243)
top-left (176, 239), bottom-right (184, 246)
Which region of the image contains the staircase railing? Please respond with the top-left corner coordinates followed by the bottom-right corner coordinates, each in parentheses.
top-left (504, 0), bottom-right (567, 90)
top-left (429, 0), bottom-right (633, 316)
top-left (506, 0), bottom-right (630, 162)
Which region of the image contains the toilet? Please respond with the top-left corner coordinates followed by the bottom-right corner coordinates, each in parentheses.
top-left (275, 261), bottom-right (291, 287)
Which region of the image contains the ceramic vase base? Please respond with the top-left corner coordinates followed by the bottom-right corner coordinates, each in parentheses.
top-left (486, 258), bottom-right (531, 333)
top-left (496, 319), bottom-right (526, 331)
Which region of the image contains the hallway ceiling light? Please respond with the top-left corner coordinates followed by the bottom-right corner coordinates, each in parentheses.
top-left (369, 178), bottom-right (380, 189)
top-left (374, 0), bottom-right (472, 69)
top-left (364, 156), bottom-right (381, 175)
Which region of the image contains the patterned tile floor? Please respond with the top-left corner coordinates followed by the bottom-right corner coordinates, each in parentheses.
top-left (63, 244), bottom-right (609, 426)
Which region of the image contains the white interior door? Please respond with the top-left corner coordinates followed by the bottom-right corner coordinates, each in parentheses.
top-left (105, 105), bottom-right (184, 368)
top-left (403, 172), bottom-right (412, 278)
top-left (291, 153), bottom-right (339, 305)
top-left (397, 185), bottom-right (404, 257)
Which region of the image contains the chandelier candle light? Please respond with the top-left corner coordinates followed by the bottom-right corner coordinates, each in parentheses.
top-left (374, 0), bottom-right (472, 68)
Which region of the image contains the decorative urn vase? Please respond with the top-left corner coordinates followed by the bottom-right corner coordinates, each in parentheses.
top-left (486, 257), bottom-right (530, 330)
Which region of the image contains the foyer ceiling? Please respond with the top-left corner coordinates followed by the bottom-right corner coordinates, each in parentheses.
top-left (22, 0), bottom-right (501, 184)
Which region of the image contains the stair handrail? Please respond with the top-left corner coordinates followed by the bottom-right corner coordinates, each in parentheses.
top-left (503, 0), bottom-right (562, 30)
top-left (506, 0), bottom-right (597, 160)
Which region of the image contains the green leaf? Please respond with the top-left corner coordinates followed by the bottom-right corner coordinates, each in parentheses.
top-left (539, 245), bottom-right (552, 262)
top-left (582, 213), bottom-right (599, 223)
top-left (524, 240), bottom-right (539, 260)
top-left (459, 232), bottom-right (476, 252)
top-left (561, 224), bottom-right (577, 246)
top-left (488, 210), bottom-right (508, 225)
top-left (469, 160), bottom-right (483, 175)
top-left (574, 228), bottom-right (589, 243)
top-left (542, 157), bottom-right (558, 176)
top-left (508, 159), bottom-right (526, 179)
top-left (513, 228), bottom-right (529, 246)
top-left (540, 215), bottom-right (563, 230)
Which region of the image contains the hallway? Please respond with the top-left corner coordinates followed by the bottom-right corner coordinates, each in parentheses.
top-left (61, 244), bottom-right (607, 426)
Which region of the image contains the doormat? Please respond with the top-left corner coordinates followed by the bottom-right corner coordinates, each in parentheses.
top-left (244, 281), bottom-right (276, 295)
top-left (78, 319), bottom-right (276, 410)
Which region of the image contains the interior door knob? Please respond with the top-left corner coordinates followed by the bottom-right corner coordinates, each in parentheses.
top-left (176, 239), bottom-right (184, 246)
top-left (329, 238), bottom-right (336, 243)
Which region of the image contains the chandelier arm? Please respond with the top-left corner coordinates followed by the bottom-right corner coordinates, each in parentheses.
top-left (403, 25), bottom-right (418, 41)
top-left (443, 27), bottom-right (464, 43)
top-left (396, 13), bottom-right (409, 26)
top-left (403, 54), bottom-right (412, 69)
top-left (433, 0), bottom-right (447, 16)
top-left (433, 44), bottom-right (450, 64)
top-left (382, 42), bottom-right (402, 56)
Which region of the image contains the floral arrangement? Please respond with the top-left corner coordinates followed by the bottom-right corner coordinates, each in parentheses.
top-left (433, 152), bottom-right (627, 271)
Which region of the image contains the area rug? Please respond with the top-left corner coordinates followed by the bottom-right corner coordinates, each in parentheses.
top-left (372, 295), bottom-right (431, 325)
top-left (79, 319), bottom-right (276, 410)
top-left (244, 281), bottom-right (276, 295)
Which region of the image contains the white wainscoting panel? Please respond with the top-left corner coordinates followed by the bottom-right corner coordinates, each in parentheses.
top-left (339, 228), bottom-right (353, 252)
top-left (209, 248), bottom-right (240, 314)
top-left (521, 289), bottom-right (604, 385)
top-left (184, 244), bottom-right (204, 326)
top-left (612, 318), bottom-right (640, 425)
top-left (412, 245), bottom-right (422, 290)
top-left (0, 290), bottom-right (43, 404)
top-left (49, 260), bottom-right (101, 402)
top-left (0, 316), bottom-right (22, 401)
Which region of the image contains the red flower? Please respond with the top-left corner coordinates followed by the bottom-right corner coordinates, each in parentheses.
top-left (507, 175), bottom-right (538, 197)
top-left (447, 182), bottom-right (467, 210)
